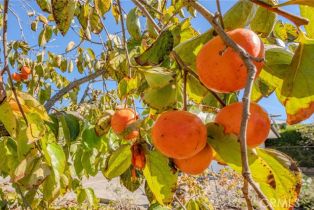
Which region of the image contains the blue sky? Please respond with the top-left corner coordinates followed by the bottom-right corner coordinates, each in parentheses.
top-left (3, 0), bottom-right (313, 123)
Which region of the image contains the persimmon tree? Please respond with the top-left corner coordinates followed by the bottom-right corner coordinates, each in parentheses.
top-left (0, 0), bottom-right (313, 209)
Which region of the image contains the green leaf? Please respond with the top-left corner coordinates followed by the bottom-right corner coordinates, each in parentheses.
top-left (126, 8), bottom-right (141, 41)
top-left (45, 143), bottom-right (66, 174)
top-left (250, 0), bottom-right (277, 37)
top-left (251, 77), bottom-right (275, 102)
top-left (38, 26), bottom-right (52, 47)
top-left (118, 77), bottom-right (138, 99)
top-left (26, 112), bottom-right (46, 143)
top-left (262, 38), bottom-right (314, 124)
top-left (82, 125), bottom-right (102, 149)
top-left (120, 167), bottom-right (142, 192)
top-left (186, 198), bottom-right (214, 210)
top-left (103, 144), bottom-right (132, 179)
top-left (206, 123), bottom-right (302, 209)
top-left (275, 0), bottom-right (314, 7)
top-left (300, 5), bottom-right (314, 38)
top-left (143, 83), bottom-right (177, 110)
top-left (143, 151), bottom-right (177, 205)
top-left (59, 112), bottom-right (80, 142)
top-left (186, 75), bottom-right (207, 103)
top-left (0, 101), bottom-right (17, 137)
top-left (81, 149), bottom-right (98, 176)
top-left (171, 19), bottom-right (197, 47)
top-left (135, 30), bottom-right (174, 66)
top-left (51, 0), bottom-right (77, 35)
top-left (36, 0), bottom-right (51, 13)
top-left (139, 67), bottom-right (175, 89)
top-left (94, 0), bottom-right (111, 16)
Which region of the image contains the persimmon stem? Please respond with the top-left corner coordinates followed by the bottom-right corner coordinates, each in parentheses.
top-left (188, 1), bottom-right (274, 210)
top-left (1, 0), bottom-right (28, 125)
top-left (250, 0), bottom-right (309, 27)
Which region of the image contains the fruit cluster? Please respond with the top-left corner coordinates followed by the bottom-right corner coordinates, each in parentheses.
top-left (12, 66), bottom-right (31, 82)
top-left (151, 28), bottom-right (270, 175)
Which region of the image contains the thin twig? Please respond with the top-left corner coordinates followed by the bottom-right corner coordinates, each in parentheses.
top-left (8, 7), bottom-right (26, 40)
top-left (44, 69), bottom-right (106, 111)
top-left (138, 0), bottom-right (163, 16)
top-left (116, 0), bottom-right (132, 76)
top-left (132, 0), bottom-right (161, 33)
top-left (188, 1), bottom-right (273, 209)
top-left (250, 0), bottom-right (309, 27)
top-left (2, 0), bottom-right (28, 125)
top-left (16, 184), bottom-right (32, 210)
top-left (215, 0), bottom-right (224, 29)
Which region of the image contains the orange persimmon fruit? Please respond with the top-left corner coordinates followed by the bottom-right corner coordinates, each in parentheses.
top-left (215, 102), bottom-right (270, 148)
top-left (12, 73), bottom-right (22, 82)
top-left (20, 66), bottom-right (31, 75)
top-left (174, 144), bottom-right (214, 175)
top-left (152, 110), bottom-right (207, 159)
top-left (111, 108), bottom-right (139, 140)
top-left (196, 28), bottom-right (264, 93)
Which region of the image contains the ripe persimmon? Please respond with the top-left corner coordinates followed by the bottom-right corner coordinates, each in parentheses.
top-left (20, 73), bottom-right (29, 80)
top-left (174, 144), bottom-right (214, 175)
top-left (21, 66), bottom-right (31, 75)
top-left (215, 102), bottom-right (270, 148)
top-left (152, 111), bottom-right (207, 159)
top-left (111, 108), bottom-right (139, 140)
top-left (131, 144), bottom-right (146, 169)
top-left (12, 73), bottom-right (22, 82)
top-left (196, 28), bottom-right (264, 93)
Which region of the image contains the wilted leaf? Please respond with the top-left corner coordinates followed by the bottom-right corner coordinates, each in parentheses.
top-left (77, 3), bottom-right (90, 30)
top-left (273, 21), bottom-right (299, 42)
top-left (36, 0), bottom-right (51, 13)
top-left (104, 144), bottom-right (132, 179)
top-left (90, 8), bottom-right (103, 34)
top-left (143, 151), bottom-right (177, 205)
top-left (66, 41), bottom-right (75, 52)
top-left (135, 30), bottom-right (174, 66)
top-left (171, 18), bottom-right (198, 47)
top-left (112, 3), bottom-right (120, 24)
top-left (94, 0), bottom-right (111, 16)
top-left (51, 0), bottom-right (77, 35)
top-left (251, 77), bottom-right (276, 102)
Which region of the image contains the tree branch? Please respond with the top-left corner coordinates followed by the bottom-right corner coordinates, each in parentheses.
top-left (44, 69), bottom-right (106, 111)
top-left (250, 0), bottom-right (309, 27)
top-left (188, 1), bottom-right (273, 209)
top-left (1, 0), bottom-right (28, 125)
